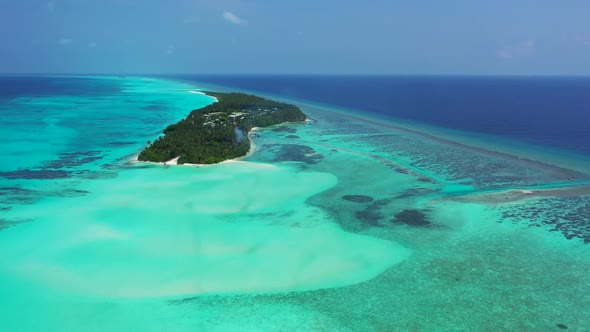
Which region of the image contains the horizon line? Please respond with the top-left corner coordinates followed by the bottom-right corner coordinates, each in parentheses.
top-left (2, 72), bottom-right (590, 78)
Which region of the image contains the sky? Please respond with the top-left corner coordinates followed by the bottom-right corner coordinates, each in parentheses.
top-left (1, 0), bottom-right (590, 75)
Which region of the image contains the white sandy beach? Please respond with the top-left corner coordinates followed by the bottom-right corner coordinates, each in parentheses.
top-left (189, 90), bottom-right (218, 102)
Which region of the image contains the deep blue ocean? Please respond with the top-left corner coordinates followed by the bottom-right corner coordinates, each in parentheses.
top-left (174, 75), bottom-right (590, 155)
top-left (0, 76), bottom-right (119, 98)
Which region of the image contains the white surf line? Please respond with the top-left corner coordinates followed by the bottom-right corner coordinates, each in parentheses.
top-left (189, 90), bottom-right (218, 102)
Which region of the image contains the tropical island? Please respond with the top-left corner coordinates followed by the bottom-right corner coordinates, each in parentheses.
top-left (138, 92), bottom-right (307, 164)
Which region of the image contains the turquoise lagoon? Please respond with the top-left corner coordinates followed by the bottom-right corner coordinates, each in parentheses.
top-left (0, 76), bottom-right (589, 331)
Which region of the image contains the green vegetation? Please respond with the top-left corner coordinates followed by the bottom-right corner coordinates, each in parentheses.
top-left (138, 92), bottom-right (307, 164)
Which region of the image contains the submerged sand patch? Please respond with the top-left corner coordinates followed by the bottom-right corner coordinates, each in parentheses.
top-left (0, 161), bottom-right (410, 299)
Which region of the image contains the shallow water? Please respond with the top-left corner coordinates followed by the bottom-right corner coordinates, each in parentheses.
top-left (1, 76), bottom-right (589, 331)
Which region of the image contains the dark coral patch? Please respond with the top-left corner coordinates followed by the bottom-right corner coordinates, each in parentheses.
top-left (393, 167), bottom-right (409, 174)
top-left (0, 169), bottom-right (71, 180)
top-left (61, 151), bottom-right (101, 157)
top-left (76, 171), bottom-right (117, 180)
top-left (272, 126), bottom-right (297, 133)
top-left (418, 177), bottom-right (437, 183)
top-left (355, 199), bottom-right (390, 226)
top-left (106, 141), bottom-right (137, 147)
top-left (60, 189), bottom-right (90, 197)
top-left (499, 195), bottom-right (590, 244)
top-left (396, 188), bottom-right (437, 199)
top-left (0, 218), bottom-right (31, 231)
top-left (342, 195), bottom-right (374, 203)
top-left (392, 209), bottom-right (431, 227)
top-left (263, 144), bottom-right (324, 164)
top-left (42, 151), bottom-right (103, 169)
top-left (355, 210), bottom-right (381, 226)
top-left (143, 104), bottom-right (168, 111)
top-left (285, 135), bottom-right (300, 139)
top-left (0, 186), bottom-right (39, 204)
top-left (0, 186), bottom-right (35, 195)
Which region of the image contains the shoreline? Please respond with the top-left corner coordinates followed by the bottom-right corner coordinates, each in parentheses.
top-left (166, 126), bottom-right (261, 167)
top-left (188, 90), bottom-right (218, 102)
top-left (132, 126), bottom-right (262, 167)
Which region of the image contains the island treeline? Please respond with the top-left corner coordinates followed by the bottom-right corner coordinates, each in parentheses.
top-left (138, 92), bottom-right (307, 164)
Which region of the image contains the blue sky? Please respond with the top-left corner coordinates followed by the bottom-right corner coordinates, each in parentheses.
top-left (1, 0), bottom-right (590, 75)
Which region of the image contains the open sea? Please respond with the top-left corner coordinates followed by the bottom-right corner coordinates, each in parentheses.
top-left (1, 75), bottom-right (589, 331)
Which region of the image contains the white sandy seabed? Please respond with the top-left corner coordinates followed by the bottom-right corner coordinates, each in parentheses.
top-left (0, 158), bottom-right (411, 330)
